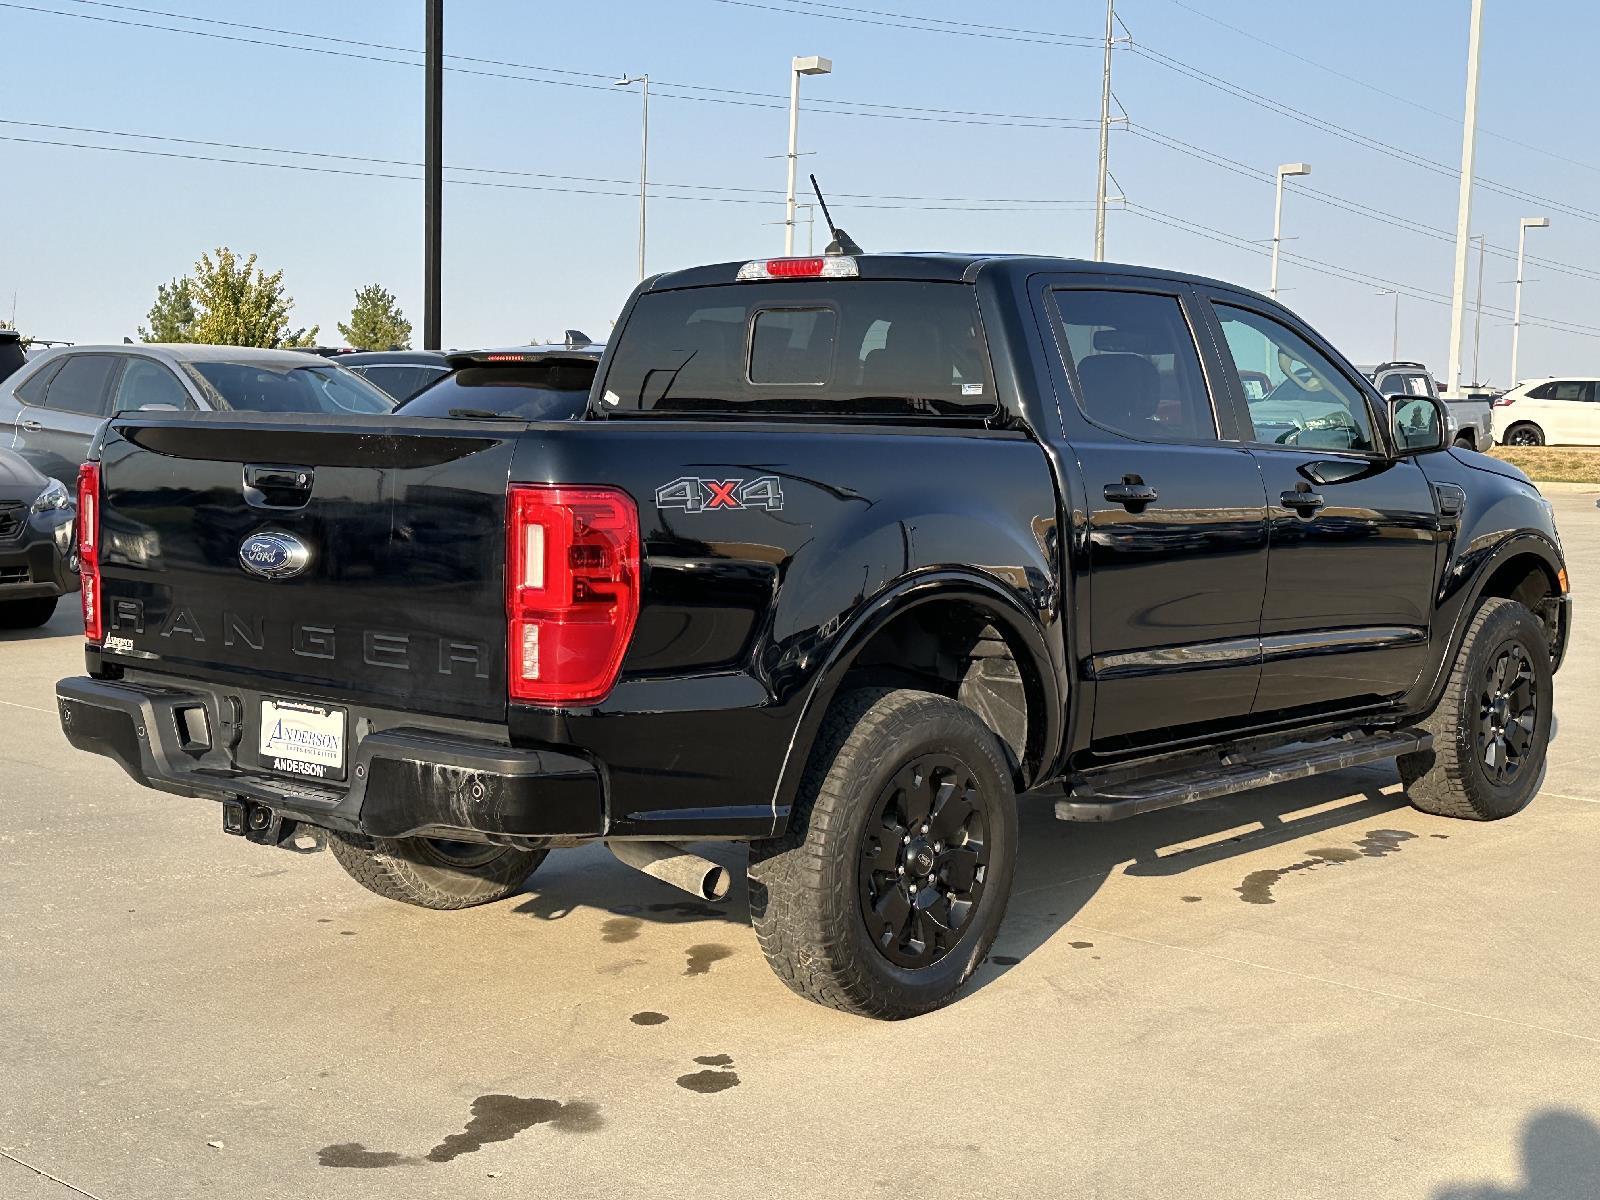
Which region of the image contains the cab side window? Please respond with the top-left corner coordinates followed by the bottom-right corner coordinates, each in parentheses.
top-left (41, 354), bottom-right (120, 418)
top-left (1052, 289), bottom-right (1216, 440)
top-left (1213, 304), bottom-right (1376, 452)
top-left (113, 358), bottom-right (190, 412)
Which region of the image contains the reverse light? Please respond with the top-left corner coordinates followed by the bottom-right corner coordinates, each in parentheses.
top-left (506, 485), bottom-right (639, 705)
top-left (76, 462), bottom-right (102, 644)
top-left (736, 256), bottom-right (859, 281)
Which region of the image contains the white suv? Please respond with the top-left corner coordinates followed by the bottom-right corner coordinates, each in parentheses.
top-left (1493, 377), bottom-right (1600, 446)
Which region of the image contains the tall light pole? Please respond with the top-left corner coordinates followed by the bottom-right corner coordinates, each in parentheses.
top-left (1471, 233), bottom-right (1487, 386)
top-left (422, 0), bottom-right (443, 350)
top-left (1511, 216), bottom-right (1550, 386)
top-left (785, 55), bottom-right (832, 254)
top-left (1377, 289), bottom-right (1400, 360)
top-left (1270, 162), bottom-right (1311, 300)
top-left (1446, 0), bottom-right (1485, 394)
top-left (1093, 0), bottom-right (1115, 260)
top-left (615, 74), bottom-right (649, 281)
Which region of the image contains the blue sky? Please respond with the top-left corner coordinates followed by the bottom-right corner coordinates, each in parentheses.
top-left (2, 0), bottom-right (1597, 385)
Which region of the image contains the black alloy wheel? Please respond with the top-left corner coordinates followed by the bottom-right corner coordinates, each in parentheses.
top-left (1477, 643), bottom-right (1539, 786)
top-left (858, 754), bottom-right (990, 970)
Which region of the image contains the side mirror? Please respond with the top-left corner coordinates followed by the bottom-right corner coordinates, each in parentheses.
top-left (1385, 393), bottom-right (1447, 455)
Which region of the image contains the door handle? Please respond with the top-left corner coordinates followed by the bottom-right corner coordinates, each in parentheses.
top-left (243, 463), bottom-right (315, 510)
top-left (20, 420), bottom-right (43, 433)
top-left (1280, 488), bottom-right (1325, 513)
top-left (1103, 478), bottom-right (1158, 510)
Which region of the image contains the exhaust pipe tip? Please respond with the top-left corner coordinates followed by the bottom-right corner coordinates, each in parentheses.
top-left (607, 840), bottom-right (733, 903)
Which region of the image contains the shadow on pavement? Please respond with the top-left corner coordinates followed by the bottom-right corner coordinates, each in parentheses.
top-left (1433, 1110), bottom-right (1600, 1200)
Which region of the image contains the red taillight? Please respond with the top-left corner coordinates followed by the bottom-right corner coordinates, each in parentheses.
top-left (767, 257), bottom-right (826, 277)
top-left (506, 485), bottom-right (639, 705)
top-left (76, 462), bottom-right (102, 644)
top-left (1493, 395), bottom-right (1515, 407)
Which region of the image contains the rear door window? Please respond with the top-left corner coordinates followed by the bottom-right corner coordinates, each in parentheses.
top-left (600, 281), bottom-right (995, 418)
top-left (14, 357), bottom-right (64, 406)
top-left (113, 358), bottom-right (191, 412)
top-left (1050, 288), bottom-right (1216, 440)
top-left (42, 354), bottom-right (120, 417)
top-left (186, 362), bottom-right (394, 414)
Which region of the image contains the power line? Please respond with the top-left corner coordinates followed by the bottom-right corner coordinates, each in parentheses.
top-left (4, 1), bottom-right (1097, 131)
top-left (705, 0), bottom-right (1102, 46)
top-left (0, 128), bottom-right (1099, 213)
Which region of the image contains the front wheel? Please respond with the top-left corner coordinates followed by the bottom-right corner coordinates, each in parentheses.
top-left (748, 688), bottom-right (1018, 1019)
top-left (328, 832), bottom-right (547, 910)
top-left (1502, 422), bottom-right (1545, 447)
top-left (0, 597), bottom-right (57, 629)
top-left (1399, 598), bottom-right (1552, 820)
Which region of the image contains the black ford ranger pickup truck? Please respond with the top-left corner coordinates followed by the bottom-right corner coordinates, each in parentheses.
top-left (56, 252), bottom-right (1571, 1019)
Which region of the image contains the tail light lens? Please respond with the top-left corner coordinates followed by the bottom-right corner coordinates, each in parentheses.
top-left (1493, 395), bottom-right (1515, 407)
top-left (76, 461), bottom-right (102, 643)
top-left (506, 485), bottom-right (639, 705)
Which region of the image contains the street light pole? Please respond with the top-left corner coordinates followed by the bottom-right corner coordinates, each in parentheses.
top-left (1093, 0), bottom-right (1115, 261)
top-left (1446, 0), bottom-right (1485, 393)
top-left (1511, 216), bottom-right (1550, 386)
top-left (1471, 233), bottom-right (1486, 386)
top-left (422, 0), bottom-right (443, 350)
top-left (615, 75), bottom-right (650, 281)
top-left (785, 55), bottom-right (832, 254)
top-left (1270, 162), bottom-right (1311, 301)
top-left (1377, 289), bottom-right (1400, 360)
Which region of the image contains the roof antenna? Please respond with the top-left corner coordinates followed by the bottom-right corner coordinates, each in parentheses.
top-left (809, 173), bottom-right (863, 256)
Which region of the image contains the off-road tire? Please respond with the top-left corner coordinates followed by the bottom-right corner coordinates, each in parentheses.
top-left (748, 688), bottom-right (1018, 1019)
top-left (0, 597), bottom-right (57, 629)
top-left (1502, 421), bottom-right (1545, 447)
top-left (328, 832), bottom-right (547, 909)
top-left (1399, 597), bottom-right (1552, 820)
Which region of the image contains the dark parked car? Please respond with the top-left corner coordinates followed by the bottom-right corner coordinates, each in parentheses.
top-left (0, 446), bottom-right (78, 628)
top-left (0, 330), bottom-right (26, 385)
top-left (0, 345), bottom-right (393, 485)
top-left (337, 350), bottom-right (450, 402)
top-left (55, 252), bottom-right (1569, 1018)
top-left (395, 344), bottom-right (604, 419)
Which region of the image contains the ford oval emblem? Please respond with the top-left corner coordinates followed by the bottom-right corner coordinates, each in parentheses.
top-left (239, 530), bottom-right (312, 580)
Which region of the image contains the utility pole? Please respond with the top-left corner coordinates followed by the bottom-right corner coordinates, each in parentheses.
top-left (1510, 216), bottom-right (1549, 386)
top-left (1445, 0), bottom-right (1485, 394)
top-left (1471, 233), bottom-right (1486, 386)
top-left (423, 0), bottom-right (443, 350)
top-left (1378, 289), bottom-right (1400, 360)
top-left (615, 75), bottom-right (650, 281)
top-left (1270, 163), bottom-right (1311, 301)
top-left (1093, 0), bottom-right (1115, 261)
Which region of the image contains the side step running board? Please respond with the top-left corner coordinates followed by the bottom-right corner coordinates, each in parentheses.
top-left (1055, 729), bottom-right (1432, 823)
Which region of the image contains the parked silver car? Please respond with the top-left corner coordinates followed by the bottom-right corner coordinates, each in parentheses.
top-left (0, 344), bottom-right (394, 486)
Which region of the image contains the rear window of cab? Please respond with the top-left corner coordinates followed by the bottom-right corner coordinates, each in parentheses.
top-left (598, 281), bottom-right (996, 419)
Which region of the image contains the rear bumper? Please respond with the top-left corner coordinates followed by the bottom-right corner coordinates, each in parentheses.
top-left (55, 675), bottom-right (605, 841)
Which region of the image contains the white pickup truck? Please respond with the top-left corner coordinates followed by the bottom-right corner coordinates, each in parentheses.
top-left (1361, 361), bottom-right (1494, 452)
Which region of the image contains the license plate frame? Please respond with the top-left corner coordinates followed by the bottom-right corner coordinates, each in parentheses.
top-left (258, 698), bottom-right (347, 783)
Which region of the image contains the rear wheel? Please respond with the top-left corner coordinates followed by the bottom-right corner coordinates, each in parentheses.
top-left (1502, 422), bottom-right (1545, 447)
top-left (748, 688), bottom-right (1017, 1019)
top-left (1453, 433), bottom-right (1476, 451)
top-left (1399, 598), bottom-right (1552, 820)
top-left (328, 832), bottom-right (547, 909)
top-left (0, 597), bottom-right (57, 629)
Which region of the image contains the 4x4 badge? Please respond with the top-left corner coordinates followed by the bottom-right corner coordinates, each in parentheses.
top-left (655, 476), bottom-right (785, 513)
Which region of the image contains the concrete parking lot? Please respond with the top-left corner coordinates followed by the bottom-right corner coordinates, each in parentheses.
top-left (3, 490), bottom-right (1597, 1200)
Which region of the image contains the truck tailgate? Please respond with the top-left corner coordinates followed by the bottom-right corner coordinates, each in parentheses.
top-left (96, 413), bottom-right (517, 723)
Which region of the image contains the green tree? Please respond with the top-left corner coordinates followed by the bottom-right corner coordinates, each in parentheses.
top-left (184, 247), bottom-right (319, 348)
top-left (337, 284), bottom-right (412, 350)
top-left (138, 276), bottom-right (197, 343)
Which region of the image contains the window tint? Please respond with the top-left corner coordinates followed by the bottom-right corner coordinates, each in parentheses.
top-left (185, 362), bottom-right (393, 414)
top-left (113, 358), bottom-right (190, 412)
top-left (14, 357), bottom-right (63, 406)
top-left (0, 337), bottom-right (25, 384)
top-left (397, 362), bottom-right (596, 420)
top-left (749, 308), bottom-right (836, 384)
top-left (600, 282), bottom-right (994, 418)
top-left (1378, 372), bottom-right (1431, 398)
top-left (1052, 289), bottom-right (1214, 439)
top-left (1547, 380), bottom-right (1592, 402)
top-left (359, 364), bottom-right (449, 401)
top-left (1214, 304), bottom-right (1376, 452)
top-left (43, 354), bottom-right (119, 417)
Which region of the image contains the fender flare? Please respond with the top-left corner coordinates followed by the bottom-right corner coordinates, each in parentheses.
top-left (1413, 529), bottom-right (1565, 714)
top-left (766, 569), bottom-right (1063, 833)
